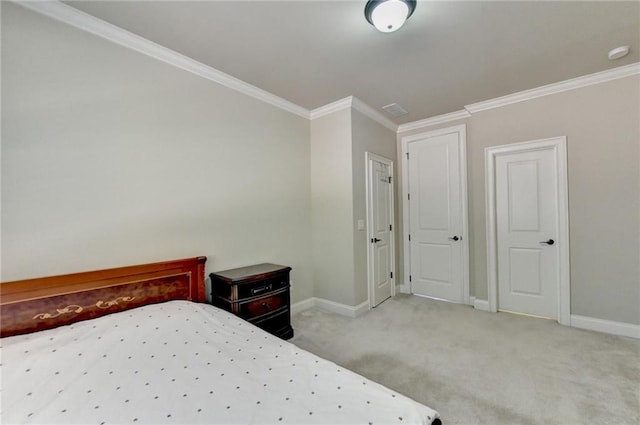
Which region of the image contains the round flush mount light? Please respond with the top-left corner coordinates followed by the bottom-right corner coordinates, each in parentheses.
top-left (607, 46), bottom-right (630, 60)
top-left (365, 0), bottom-right (417, 33)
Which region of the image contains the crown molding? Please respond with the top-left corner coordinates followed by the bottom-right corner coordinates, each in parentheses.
top-left (351, 97), bottom-right (399, 132)
top-left (399, 62), bottom-right (640, 132)
top-left (309, 97), bottom-right (353, 120)
top-left (310, 97), bottom-right (398, 132)
top-left (397, 109), bottom-right (470, 133)
top-left (465, 62), bottom-right (640, 114)
top-left (16, 1), bottom-right (638, 132)
top-left (14, 0), bottom-right (310, 119)
top-left (15, 0), bottom-right (398, 130)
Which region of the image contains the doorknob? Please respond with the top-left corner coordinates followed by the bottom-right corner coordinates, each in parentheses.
top-left (448, 236), bottom-right (460, 241)
top-left (371, 238), bottom-right (382, 243)
top-left (539, 239), bottom-right (555, 245)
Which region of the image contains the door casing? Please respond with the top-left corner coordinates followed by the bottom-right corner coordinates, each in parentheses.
top-left (400, 124), bottom-right (470, 304)
top-left (485, 136), bottom-right (571, 325)
top-left (365, 152), bottom-right (396, 308)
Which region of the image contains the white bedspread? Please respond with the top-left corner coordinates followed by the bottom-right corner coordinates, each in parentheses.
top-left (1, 301), bottom-right (439, 424)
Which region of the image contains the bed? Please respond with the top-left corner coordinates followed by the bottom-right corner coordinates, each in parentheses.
top-left (1, 257), bottom-right (441, 424)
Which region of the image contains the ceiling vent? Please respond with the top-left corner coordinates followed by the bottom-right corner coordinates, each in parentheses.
top-left (382, 103), bottom-right (408, 117)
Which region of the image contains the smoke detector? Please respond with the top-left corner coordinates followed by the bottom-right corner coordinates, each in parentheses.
top-left (608, 46), bottom-right (630, 60)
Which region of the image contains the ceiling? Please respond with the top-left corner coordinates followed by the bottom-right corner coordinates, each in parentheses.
top-left (64, 1), bottom-right (639, 124)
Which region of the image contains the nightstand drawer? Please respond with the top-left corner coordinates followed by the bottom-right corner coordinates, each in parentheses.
top-left (251, 309), bottom-right (293, 339)
top-left (237, 276), bottom-right (289, 299)
top-left (239, 290), bottom-right (287, 319)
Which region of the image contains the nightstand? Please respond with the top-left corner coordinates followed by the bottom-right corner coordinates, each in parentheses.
top-left (209, 263), bottom-right (293, 340)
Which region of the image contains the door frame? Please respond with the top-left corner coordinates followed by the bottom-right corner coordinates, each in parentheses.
top-left (485, 136), bottom-right (570, 325)
top-left (400, 124), bottom-right (470, 304)
top-left (365, 152), bottom-right (396, 308)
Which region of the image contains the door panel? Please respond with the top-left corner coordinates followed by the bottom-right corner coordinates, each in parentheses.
top-left (370, 159), bottom-right (392, 307)
top-left (375, 244), bottom-right (390, 294)
top-left (418, 243), bottom-right (451, 283)
top-left (408, 132), bottom-right (464, 303)
top-left (509, 248), bottom-right (542, 295)
top-left (416, 143), bottom-right (450, 230)
top-left (496, 149), bottom-right (558, 318)
top-left (508, 161), bottom-right (540, 231)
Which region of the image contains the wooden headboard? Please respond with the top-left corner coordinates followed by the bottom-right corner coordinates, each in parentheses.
top-left (0, 256), bottom-right (206, 337)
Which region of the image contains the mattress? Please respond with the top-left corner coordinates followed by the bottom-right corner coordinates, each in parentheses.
top-left (1, 300), bottom-right (440, 424)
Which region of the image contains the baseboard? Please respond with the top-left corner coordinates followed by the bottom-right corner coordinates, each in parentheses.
top-left (399, 284), bottom-right (411, 294)
top-left (291, 298), bottom-right (315, 315)
top-left (470, 296), bottom-right (491, 312)
top-left (467, 302), bottom-right (639, 339)
top-left (298, 297), bottom-right (640, 339)
top-left (313, 297), bottom-right (370, 318)
top-left (291, 297), bottom-right (370, 318)
top-left (352, 300), bottom-right (370, 317)
top-left (570, 315), bottom-right (640, 339)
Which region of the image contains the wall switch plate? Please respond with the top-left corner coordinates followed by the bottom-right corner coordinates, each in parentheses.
top-left (357, 219), bottom-right (365, 230)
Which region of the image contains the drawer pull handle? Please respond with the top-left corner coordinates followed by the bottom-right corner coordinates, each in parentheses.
top-left (261, 302), bottom-right (271, 309)
top-left (251, 284), bottom-right (272, 295)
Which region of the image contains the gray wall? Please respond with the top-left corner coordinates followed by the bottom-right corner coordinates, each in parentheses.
top-left (3, 2), bottom-right (637, 324)
top-left (310, 109), bottom-right (355, 304)
top-left (351, 109), bottom-right (398, 305)
top-left (310, 108), bottom-right (397, 307)
top-left (1, 3), bottom-right (313, 303)
top-left (398, 75), bottom-right (640, 325)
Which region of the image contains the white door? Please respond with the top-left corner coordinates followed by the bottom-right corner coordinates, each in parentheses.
top-left (406, 127), bottom-right (468, 303)
top-left (367, 154), bottom-right (395, 307)
top-left (486, 136), bottom-right (570, 325)
top-left (495, 148), bottom-right (559, 318)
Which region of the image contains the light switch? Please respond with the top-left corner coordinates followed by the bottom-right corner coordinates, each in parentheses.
top-left (357, 219), bottom-right (365, 230)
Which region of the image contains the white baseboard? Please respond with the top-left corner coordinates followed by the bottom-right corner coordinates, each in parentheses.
top-left (290, 297), bottom-right (370, 318)
top-left (315, 297), bottom-right (369, 318)
top-left (570, 315), bottom-right (640, 339)
top-left (295, 297), bottom-right (640, 339)
top-left (399, 284), bottom-right (411, 294)
top-left (467, 299), bottom-right (638, 339)
top-left (291, 298), bottom-right (315, 315)
top-left (470, 296), bottom-right (491, 312)
top-left (353, 300), bottom-right (370, 317)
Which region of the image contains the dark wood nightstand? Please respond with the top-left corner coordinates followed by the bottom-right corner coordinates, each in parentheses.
top-left (209, 263), bottom-right (293, 340)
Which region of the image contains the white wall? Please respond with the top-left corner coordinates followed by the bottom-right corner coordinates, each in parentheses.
top-left (1, 2), bottom-right (313, 302)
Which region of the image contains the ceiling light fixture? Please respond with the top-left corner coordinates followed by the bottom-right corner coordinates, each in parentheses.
top-left (365, 0), bottom-right (416, 33)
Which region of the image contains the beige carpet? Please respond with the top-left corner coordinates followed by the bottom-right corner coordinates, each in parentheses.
top-left (291, 294), bottom-right (640, 425)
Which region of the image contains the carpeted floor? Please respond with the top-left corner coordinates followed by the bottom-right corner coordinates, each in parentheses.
top-left (291, 294), bottom-right (640, 425)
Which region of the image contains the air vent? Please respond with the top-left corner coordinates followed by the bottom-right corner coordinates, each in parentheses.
top-left (382, 103), bottom-right (408, 117)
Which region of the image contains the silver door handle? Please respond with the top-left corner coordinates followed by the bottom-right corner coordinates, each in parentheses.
top-left (539, 239), bottom-right (555, 245)
top-left (448, 236), bottom-right (460, 241)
